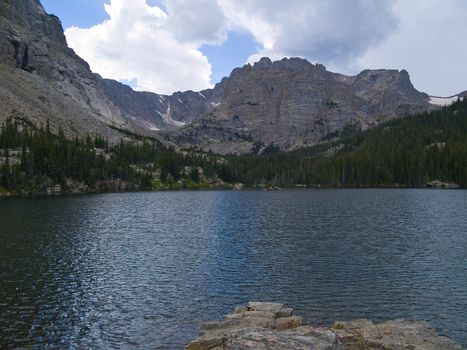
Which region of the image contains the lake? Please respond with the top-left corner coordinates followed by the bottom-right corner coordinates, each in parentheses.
top-left (1, 189), bottom-right (466, 349)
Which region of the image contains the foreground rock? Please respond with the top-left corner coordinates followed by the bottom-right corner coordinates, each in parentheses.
top-left (187, 302), bottom-right (464, 350)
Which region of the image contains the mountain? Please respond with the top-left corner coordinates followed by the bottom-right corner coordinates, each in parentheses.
top-left (99, 57), bottom-right (441, 155)
top-left (168, 58), bottom-right (434, 154)
top-left (1, 0), bottom-right (464, 155)
top-left (0, 0), bottom-right (137, 140)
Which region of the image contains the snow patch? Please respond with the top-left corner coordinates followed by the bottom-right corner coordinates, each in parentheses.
top-left (198, 92), bottom-right (206, 99)
top-left (146, 122), bottom-right (160, 131)
top-left (177, 98), bottom-right (184, 104)
top-left (211, 102), bottom-right (220, 107)
top-left (161, 103), bottom-right (186, 127)
top-left (429, 95), bottom-right (463, 106)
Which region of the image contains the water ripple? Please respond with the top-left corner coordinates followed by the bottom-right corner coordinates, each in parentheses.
top-left (0, 189), bottom-right (466, 349)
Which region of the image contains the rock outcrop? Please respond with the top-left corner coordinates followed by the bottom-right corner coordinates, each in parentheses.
top-left (0, 0), bottom-right (135, 140)
top-left (187, 302), bottom-right (464, 350)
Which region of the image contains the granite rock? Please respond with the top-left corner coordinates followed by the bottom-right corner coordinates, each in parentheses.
top-left (187, 302), bottom-right (464, 350)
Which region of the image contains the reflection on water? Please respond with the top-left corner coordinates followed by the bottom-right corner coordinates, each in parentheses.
top-left (1, 189), bottom-right (466, 349)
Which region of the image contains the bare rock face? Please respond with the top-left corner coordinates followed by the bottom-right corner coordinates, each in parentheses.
top-left (0, 0), bottom-right (131, 139)
top-left (186, 302), bottom-right (464, 350)
top-left (171, 58), bottom-right (432, 154)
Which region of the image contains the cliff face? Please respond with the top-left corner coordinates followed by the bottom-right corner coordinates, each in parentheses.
top-left (0, 0), bottom-right (131, 139)
top-left (170, 58), bottom-right (432, 154)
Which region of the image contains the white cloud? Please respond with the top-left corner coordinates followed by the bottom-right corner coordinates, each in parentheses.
top-left (66, 0), bottom-right (215, 94)
top-left (217, 0), bottom-right (398, 73)
top-left (164, 0), bottom-right (228, 46)
top-left (65, 0), bottom-right (467, 96)
top-left (358, 0), bottom-right (467, 96)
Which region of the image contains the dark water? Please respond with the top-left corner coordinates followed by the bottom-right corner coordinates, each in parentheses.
top-left (1, 189), bottom-right (466, 349)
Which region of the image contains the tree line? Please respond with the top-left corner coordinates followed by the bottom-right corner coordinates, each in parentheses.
top-left (1, 98), bottom-right (466, 194)
top-left (0, 119), bottom-right (222, 194)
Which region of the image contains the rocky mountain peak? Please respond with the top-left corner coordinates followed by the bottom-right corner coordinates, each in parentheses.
top-left (354, 68), bottom-right (414, 90)
top-left (253, 56), bottom-right (273, 68)
top-left (248, 57), bottom-right (326, 73)
top-left (170, 58), bottom-right (433, 154)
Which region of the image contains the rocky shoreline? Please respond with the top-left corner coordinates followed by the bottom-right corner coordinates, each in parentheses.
top-left (187, 302), bottom-right (464, 350)
top-left (1, 182), bottom-right (463, 198)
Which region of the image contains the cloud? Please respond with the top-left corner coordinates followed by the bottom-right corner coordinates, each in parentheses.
top-left (217, 0), bottom-right (398, 72)
top-left (164, 0), bottom-right (228, 46)
top-left (358, 0), bottom-right (467, 96)
top-left (66, 0), bottom-right (216, 94)
top-left (65, 0), bottom-right (467, 95)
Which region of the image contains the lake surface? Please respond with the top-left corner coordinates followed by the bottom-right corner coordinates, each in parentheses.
top-left (1, 189), bottom-right (466, 349)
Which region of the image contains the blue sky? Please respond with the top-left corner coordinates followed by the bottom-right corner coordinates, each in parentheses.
top-left (41, 0), bottom-right (467, 96)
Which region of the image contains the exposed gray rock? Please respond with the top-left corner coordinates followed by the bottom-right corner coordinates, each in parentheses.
top-left (331, 319), bottom-right (464, 350)
top-left (247, 302), bottom-right (284, 314)
top-left (187, 302), bottom-right (464, 350)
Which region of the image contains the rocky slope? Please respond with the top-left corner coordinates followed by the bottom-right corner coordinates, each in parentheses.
top-left (96, 75), bottom-right (225, 131)
top-left (169, 58), bottom-right (433, 154)
top-left (0, 0), bottom-right (138, 140)
top-left (187, 302), bottom-right (464, 350)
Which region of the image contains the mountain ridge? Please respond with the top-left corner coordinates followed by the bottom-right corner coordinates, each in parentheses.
top-left (165, 57), bottom-right (433, 153)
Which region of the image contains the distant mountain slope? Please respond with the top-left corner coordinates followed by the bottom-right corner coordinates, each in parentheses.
top-left (0, 0), bottom-right (136, 140)
top-left (222, 98), bottom-right (467, 187)
top-left (96, 76), bottom-right (226, 131)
